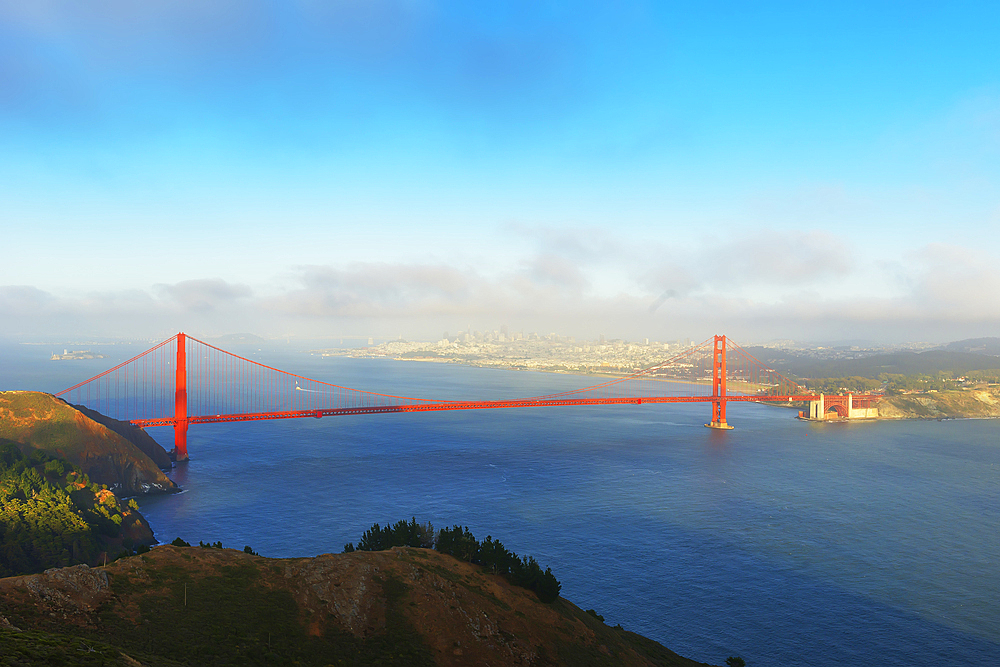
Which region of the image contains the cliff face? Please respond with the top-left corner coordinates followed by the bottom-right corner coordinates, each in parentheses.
top-left (0, 391), bottom-right (176, 496)
top-left (878, 387), bottom-right (1000, 419)
top-left (0, 546), bottom-right (716, 667)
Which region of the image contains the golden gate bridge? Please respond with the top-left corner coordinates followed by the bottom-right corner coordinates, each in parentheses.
top-left (56, 333), bottom-right (878, 461)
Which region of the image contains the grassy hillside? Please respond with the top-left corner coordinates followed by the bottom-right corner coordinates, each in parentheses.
top-left (0, 546), bottom-right (718, 667)
top-left (878, 388), bottom-right (1000, 419)
top-left (0, 391), bottom-right (175, 496)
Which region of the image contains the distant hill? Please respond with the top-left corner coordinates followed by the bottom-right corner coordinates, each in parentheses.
top-left (743, 348), bottom-right (1000, 380)
top-left (204, 332), bottom-right (267, 345)
top-left (0, 545), bottom-right (717, 667)
top-left (938, 337), bottom-right (1000, 356)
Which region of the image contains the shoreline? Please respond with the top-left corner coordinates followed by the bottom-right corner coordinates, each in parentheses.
top-left (330, 354), bottom-right (1000, 422)
top-left (389, 355), bottom-right (720, 386)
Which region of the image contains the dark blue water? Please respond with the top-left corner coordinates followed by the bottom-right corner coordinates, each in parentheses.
top-left (4, 345), bottom-right (999, 666)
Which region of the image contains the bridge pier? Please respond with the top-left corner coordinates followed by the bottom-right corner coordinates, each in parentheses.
top-left (706, 399), bottom-right (733, 429)
top-left (705, 335), bottom-right (734, 429)
top-left (173, 420), bottom-right (188, 461)
top-left (174, 332), bottom-right (189, 461)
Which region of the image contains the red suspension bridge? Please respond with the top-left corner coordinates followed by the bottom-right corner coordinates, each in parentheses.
top-left (56, 333), bottom-right (879, 461)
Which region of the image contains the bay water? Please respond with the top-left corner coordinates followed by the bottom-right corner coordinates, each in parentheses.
top-left (4, 343), bottom-right (999, 666)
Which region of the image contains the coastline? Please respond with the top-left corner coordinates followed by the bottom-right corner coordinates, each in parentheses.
top-left (390, 355), bottom-right (718, 385)
top-left (390, 357), bottom-right (1000, 421)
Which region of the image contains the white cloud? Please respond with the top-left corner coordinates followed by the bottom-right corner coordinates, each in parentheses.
top-left (2, 236), bottom-right (999, 344)
top-left (156, 279), bottom-right (253, 313)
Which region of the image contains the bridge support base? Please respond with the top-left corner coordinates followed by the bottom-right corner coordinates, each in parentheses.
top-left (173, 419), bottom-right (189, 462)
top-left (705, 421), bottom-right (734, 430)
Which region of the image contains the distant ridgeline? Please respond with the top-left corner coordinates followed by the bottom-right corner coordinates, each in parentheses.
top-left (805, 372), bottom-right (1000, 395)
top-left (744, 343), bottom-right (1000, 383)
top-left (0, 443), bottom-right (153, 577)
top-left (740, 343), bottom-right (1000, 397)
top-left (344, 518), bottom-right (562, 603)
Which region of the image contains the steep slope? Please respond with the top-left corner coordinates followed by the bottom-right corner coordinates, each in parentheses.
top-left (0, 391), bottom-right (175, 496)
top-left (74, 404), bottom-right (172, 470)
top-left (0, 546), bottom-right (718, 667)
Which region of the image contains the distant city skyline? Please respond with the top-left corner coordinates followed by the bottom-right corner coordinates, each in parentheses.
top-left (1, 3), bottom-right (998, 343)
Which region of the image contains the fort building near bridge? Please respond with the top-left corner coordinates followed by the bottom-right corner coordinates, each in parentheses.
top-left (801, 393), bottom-right (880, 421)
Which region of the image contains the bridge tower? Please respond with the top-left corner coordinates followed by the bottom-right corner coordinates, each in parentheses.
top-left (706, 334), bottom-right (733, 430)
top-left (174, 332), bottom-right (189, 461)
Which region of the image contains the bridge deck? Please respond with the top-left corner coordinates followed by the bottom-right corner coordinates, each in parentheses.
top-left (129, 394), bottom-right (853, 427)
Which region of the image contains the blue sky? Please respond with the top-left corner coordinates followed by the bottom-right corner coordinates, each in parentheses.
top-left (1, 1), bottom-right (998, 343)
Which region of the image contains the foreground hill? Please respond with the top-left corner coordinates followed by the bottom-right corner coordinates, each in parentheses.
top-left (0, 545), bottom-right (717, 667)
top-left (0, 391), bottom-right (175, 496)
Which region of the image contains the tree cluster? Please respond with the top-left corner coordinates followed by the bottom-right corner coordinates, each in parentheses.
top-left (0, 442), bottom-right (138, 576)
top-left (803, 369), bottom-right (1000, 396)
top-left (346, 517), bottom-right (435, 552)
top-left (344, 518), bottom-right (561, 603)
top-left (805, 376), bottom-right (883, 394)
top-left (168, 538), bottom-right (259, 556)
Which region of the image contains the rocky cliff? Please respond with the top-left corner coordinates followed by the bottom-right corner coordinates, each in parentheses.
top-left (0, 546), bottom-right (717, 667)
top-left (0, 391), bottom-right (175, 496)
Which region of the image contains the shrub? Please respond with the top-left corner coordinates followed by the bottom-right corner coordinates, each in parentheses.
top-left (347, 519), bottom-right (562, 603)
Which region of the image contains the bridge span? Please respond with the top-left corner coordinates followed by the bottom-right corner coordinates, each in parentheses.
top-left (57, 333), bottom-right (879, 460)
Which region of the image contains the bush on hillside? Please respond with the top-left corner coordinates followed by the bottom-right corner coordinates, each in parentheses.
top-left (0, 442), bottom-right (141, 576)
top-left (344, 518), bottom-right (561, 603)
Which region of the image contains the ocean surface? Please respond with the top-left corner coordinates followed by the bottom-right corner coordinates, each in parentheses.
top-left (4, 342), bottom-right (999, 667)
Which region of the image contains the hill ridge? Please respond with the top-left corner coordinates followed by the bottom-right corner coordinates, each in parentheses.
top-left (0, 545), bottom-right (718, 667)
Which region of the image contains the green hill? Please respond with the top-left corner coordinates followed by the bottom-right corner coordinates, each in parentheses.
top-left (0, 391), bottom-right (175, 496)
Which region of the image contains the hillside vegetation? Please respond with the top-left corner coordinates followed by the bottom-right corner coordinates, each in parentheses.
top-left (0, 545), bottom-right (718, 667)
top-left (743, 347), bottom-right (1000, 380)
top-left (346, 518), bottom-right (562, 603)
top-left (0, 391), bottom-right (175, 496)
top-left (877, 387), bottom-right (1000, 419)
top-left (0, 443), bottom-right (153, 577)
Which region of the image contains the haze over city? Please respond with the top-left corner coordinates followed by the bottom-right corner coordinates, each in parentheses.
top-left (2, 2), bottom-right (998, 343)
